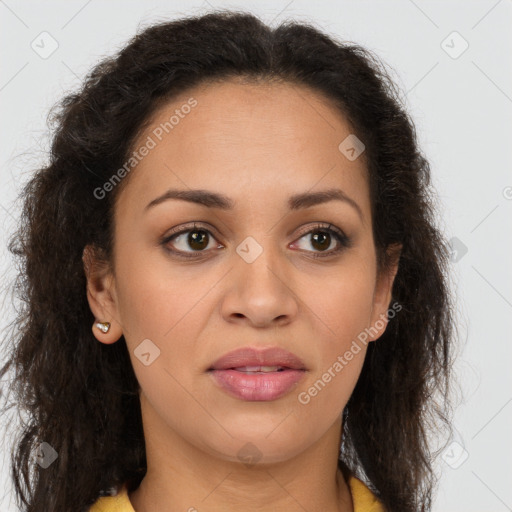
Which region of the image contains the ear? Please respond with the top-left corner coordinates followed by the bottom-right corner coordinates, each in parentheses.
top-left (82, 244), bottom-right (124, 344)
top-left (368, 243), bottom-right (402, 342)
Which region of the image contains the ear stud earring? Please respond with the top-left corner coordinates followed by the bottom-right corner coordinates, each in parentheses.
top-left (95, 321), bottom-right (111, 334)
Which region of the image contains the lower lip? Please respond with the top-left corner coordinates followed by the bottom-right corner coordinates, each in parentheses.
top-left (208, 369), bottom-right (305, 401)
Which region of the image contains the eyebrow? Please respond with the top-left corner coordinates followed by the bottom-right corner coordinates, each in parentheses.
top-left (144, 187), bottom-right (363, 220)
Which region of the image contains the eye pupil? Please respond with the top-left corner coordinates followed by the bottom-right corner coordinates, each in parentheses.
top-left (188, 230), bottom-right (208, 250)
top-left (311, 231), bottom-right (330, 251)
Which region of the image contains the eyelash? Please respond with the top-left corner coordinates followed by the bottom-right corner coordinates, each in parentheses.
top-left (161, 222), bottom-right (352, 260)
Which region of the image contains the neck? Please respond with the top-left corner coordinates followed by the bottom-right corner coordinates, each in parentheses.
top-left (128, 393), bottom-right (354, 512)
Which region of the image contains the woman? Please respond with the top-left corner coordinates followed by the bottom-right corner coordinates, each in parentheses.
top-left (0, 10), bottom-right (456, 512)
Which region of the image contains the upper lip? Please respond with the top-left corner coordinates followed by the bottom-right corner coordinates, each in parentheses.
top-left (208, 346), bottom-right (306, 371)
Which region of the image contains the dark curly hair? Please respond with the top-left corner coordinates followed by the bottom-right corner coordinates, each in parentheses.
top-left (0, 9), bottom-right (459, 512)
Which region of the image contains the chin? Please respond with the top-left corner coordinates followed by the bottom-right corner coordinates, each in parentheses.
top-left (200, 429), bottom-right (313, 466)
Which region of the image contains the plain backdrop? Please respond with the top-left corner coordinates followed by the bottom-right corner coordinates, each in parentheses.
top-left (1, 1), bottom-right (511, 511)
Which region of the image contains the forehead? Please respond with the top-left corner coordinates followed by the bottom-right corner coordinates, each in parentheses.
top-left (116, 79), bottom-right (370, 219)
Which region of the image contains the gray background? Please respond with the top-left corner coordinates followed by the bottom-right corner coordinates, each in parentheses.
top-left (1, 1), bottom-right (511, 510)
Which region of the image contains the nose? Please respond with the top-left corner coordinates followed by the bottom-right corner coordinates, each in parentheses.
top-left (220, 237), bottom-right (299, 328)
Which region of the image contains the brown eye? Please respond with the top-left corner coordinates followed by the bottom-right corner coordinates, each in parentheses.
top-left (164, 227), bottom-right (217, 254)
top-left (292, 224), bottom-right (352, 259)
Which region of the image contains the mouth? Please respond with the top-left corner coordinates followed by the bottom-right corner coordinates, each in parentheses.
top-left (207, 347), bottom-right (307, 401)
top-left (223, 365), bottom-right (289, 373)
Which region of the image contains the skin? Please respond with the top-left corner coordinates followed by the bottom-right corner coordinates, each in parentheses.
top-left (84, 78), bottom-right (401, 512)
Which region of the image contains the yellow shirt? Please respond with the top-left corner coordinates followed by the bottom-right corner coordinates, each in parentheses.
top-left (89, 474), bottom-right (385, 511)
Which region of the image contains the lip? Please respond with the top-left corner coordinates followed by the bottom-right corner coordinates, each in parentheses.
top-left (208, 346), bottom-right (306, 371)
top-left (207, 346), bottom-right (307, 402)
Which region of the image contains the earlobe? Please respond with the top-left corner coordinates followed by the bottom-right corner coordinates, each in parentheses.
top-left (91, 318), bottom-right (123, 344)
top-left (83, 244), bottom-right (124, 344)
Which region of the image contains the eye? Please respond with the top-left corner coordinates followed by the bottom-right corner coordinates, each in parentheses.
top-left (292, 223), bottom-right (352, 258)
top-left (161, 222), bottom-right (352, 260)
top-left (161, 223), bottom-right (221, 259)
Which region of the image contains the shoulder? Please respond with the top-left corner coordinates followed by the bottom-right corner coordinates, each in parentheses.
top-left (88, 484), bottom-right (134, 512)
top-left (347, 474), bottom-right (386, 512)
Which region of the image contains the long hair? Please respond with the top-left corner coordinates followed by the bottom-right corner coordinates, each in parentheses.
top-left (0, 10), bottom-right (458, 511)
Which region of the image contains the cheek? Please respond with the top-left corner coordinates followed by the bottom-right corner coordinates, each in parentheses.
top-left (306, 263), bottom-right (376, 341)
top-left (298, 281), bottom-right (372, 421)
top-left (299, 262), bottom-right (374, 406)
top-left (113, 240), bottom-right (206, 339)
top-left (297, 345), bottom-right (366, 439)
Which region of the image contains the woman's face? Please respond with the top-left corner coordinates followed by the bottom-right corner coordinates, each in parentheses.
top-left (86, 79), bottom-right (399, 465)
